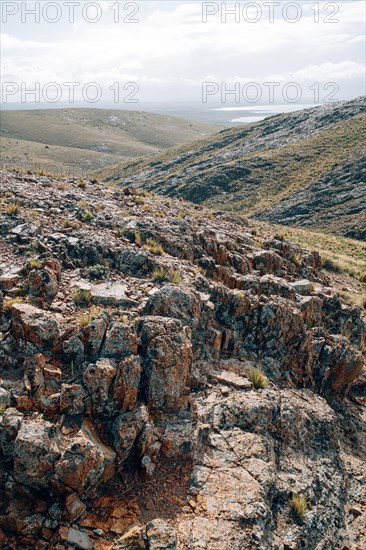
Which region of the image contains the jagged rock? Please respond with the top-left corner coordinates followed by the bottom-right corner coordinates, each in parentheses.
top-left (112, 355), bottom-right (142, 412)
top-left (13, 419), bottom-right (64, 489)
top-left (252, 250), bottom-right (284, 274)
top-left (0, 268), bottom-right (22, 290)
top-left (60, 383), bottom-right (89, 416)
top-left (62, 334), bottom-right (85, 366)
top-left (11, 303), bottom-right (60, 350)
top-left (101, 321), bottom-right (138, 359)
top-left (0, 387), bottom-right (10, 408)
top-left (143, 285), bottom-right (201, 325)
top-left (64, 494), bottom-right (87, 522)
top-left (59, 527), bottom-right (93, 550)
top-left (0, 407), bottom-right (24, 459)
top-left (315, 334), bottom-right (364, 400)
top-left (55, 420), bottom-right (116, 495)
top-left (79, 312), bottom-right (109, 361)
top-left (112, 405), bottom-right (149, 465)
top-left (83, 358), bottom-right (117, 417)
top-left (139, 316), bottom-right (192, 411)
top-left (290, 279), bottom-right (313, 294)
top-left (146, 518), bottom-right (177, 549)
top-left (28, 258), bottom-right (61, 305)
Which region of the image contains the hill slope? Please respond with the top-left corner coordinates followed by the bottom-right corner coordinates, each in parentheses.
top-left (0, 108), bottom-right (221, 176)
top-left (0, 169), bottom-right (365, 549)
top-left (100, 97), bottom-right (366, 240)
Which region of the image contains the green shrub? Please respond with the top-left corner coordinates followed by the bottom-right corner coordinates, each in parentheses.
top-left (292, 253), bottom-right (303, 268)
top-left (80, 209), bottom-right (94, 222)
top-left (87, 264), bottom-right (110, 280)
top-left (28, 259), bottom-right (43, 270)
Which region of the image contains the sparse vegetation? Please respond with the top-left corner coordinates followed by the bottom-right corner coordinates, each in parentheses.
top-left (28, 259), bottom-right (43, 270)
top-left (256, 222), bottom-right (366, 284)
top-left (62, 217), bottom-right (78, 229)
top-left (289, 493), bottom-right (307, 519)
top-left (2, 297), bottom-right (23, 312)
top-left (292, 253), bottom-right (303, 268)
top-left (87, 264), bottom-right (110, 280)
top-left (143, 238), bottom-right (164, 256)
top-left (5, 202), bottom-right (19, 216)
top-left (76, 306), bottom-right (103, 328)
top-left (168, 268), bottom-right (182, 284)
top-left (73, 288), bottom-right (93, 307)
top-left (248, 368), bottom-right (268, 389)
top-left (152, 266), bottom-right (168, 283)
top-left (133, 196), bottom-right (145, 206)
top-left (79, 209), bottom-right (94, 223)
top-left (77, 178), bottom-right (87, 189)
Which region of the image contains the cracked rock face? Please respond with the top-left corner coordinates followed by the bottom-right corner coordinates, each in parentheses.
top-left (0, 169), bottom-right (365, 549)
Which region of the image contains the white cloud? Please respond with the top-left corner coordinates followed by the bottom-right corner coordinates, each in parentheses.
top-left (1, 0), bottom-right (365, 103)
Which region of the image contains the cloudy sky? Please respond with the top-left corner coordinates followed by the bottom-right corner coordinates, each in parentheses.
top-left (1, 0), bottom-right (365, 107)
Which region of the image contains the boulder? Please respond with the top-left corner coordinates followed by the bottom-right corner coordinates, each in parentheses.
top-left (79, 313), bottom-right (109, 360)
top-left (0, 407), bottom-right (24, 458)
top-left (112, 405), bottom-right (149, 465)
top-left (83, 358), bottom-right (117, 417)
top-left (55, 420), bottom-right (116, 495)
top-left (91, 282), bottom-right (138, 307)
top-left (112, 355), bottom-right (142, 412)
top-left (101, 321), bottom-right (138, 359)
top-left (60, 383), bottom-right (89, 416)
top-left (28, 258), bottom-right (61, 305)
top-left (139, 316), bottom-right (192, 411)
top-left (13, 419), bottom-right (64, 489)
top-left (143, 285), bottom-right (201, 325)
top-left (11, 303), bottom-right (60, 350)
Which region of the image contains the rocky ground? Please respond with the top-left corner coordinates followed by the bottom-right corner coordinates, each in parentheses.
top-left (0, 169), bottom-right (365, 549)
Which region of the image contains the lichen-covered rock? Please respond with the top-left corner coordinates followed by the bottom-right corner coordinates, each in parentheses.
top-left (315, 333), bottom-right (364, 400)
top-left (139, 316), bottom-right (192, 411)
top-left (55, 421), bottom-right (116, 495)
top-left (13, 419), bottom-right (64, 489)
top-left (11, 303), bottom-right (60, 350)
top-left (27, 258), bottom-right (61, 306)
top-left (101, 321), bottom-right (138, 359)
top-left (112, 355), bottom-right (142, 412)
top-left (0, 407), bottom-right (24, 459)
top-left (112, 405), bottom-right (149, 465)
top-left (143, 285), bottom-right (201, 325)
top-left (60, 383), bottom-right (89, 416)
top-left (146, 518), bottom-right (177, 549)
top-left (83, 358), bottom-right (117, 417)
top-left (78, 312), bottom-right (109, 360)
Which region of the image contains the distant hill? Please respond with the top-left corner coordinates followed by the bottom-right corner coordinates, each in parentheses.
top-left (0, 108), bottom-right (221, 176)
top-left (100, 97), bottom-right (366, 241)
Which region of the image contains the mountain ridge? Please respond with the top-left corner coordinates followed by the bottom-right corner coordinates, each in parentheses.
top-left (99, 97), bottom-right (366, 241)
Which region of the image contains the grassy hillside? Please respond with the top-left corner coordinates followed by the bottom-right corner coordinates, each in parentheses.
top-left (0, 108), bottom-right (221, 176)
top-left (99, 98), bottom-right (365, 241)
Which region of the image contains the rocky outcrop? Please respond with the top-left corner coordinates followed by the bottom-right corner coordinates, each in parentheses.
top-left (0, 169), bottom-right (365, 549)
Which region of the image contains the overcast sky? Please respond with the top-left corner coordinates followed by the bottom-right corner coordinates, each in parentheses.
top-left (1, 0), bottom-right (365, 106)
